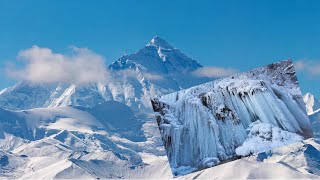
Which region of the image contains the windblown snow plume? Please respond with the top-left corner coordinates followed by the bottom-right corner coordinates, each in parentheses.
top-left (151, 60), bottom-right (313, 176)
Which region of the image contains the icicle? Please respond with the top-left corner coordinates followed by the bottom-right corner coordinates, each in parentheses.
top-left (151, 78), bottom-right (312, 171)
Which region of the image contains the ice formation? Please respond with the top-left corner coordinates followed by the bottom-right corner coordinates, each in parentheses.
top-left (151, 60), bottom-right (313, 174)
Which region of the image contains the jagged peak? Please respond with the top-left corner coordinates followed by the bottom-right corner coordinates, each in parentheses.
top-left (304, 92), bottom-right (313, 97)
top-left (147, 36), bottom-right (174, 49)
top-left (304, 92), bottom-right (315, 101)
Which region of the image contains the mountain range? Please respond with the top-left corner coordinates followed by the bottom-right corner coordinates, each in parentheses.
top-left (0, 37), bottom-right (320, 179)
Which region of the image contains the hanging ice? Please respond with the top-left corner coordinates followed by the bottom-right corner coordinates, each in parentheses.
top-left (151, 60), bottom-right (313, 176)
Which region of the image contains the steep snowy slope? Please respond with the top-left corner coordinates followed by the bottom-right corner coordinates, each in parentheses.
top-left (0, 81), bottom-right (58, 111)
top-left (109, 36), bottom-right (207, 91)
top-left (0, 106), bottom-right (172, 179)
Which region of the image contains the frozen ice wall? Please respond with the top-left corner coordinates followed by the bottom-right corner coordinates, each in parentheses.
top-left (151, 60), bottom-right (313, 175)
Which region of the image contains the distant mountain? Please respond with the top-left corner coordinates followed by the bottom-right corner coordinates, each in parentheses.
top-left (304, 93), bottom-right (320, 139)
top-left (109, 36), bottom-right (206, 90)
top-left (304, 93), bottom-right (320, 115)
top-left (0, 36), bottom-right (209, 111)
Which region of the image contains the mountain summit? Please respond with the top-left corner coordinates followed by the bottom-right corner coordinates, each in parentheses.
top-left (0, 37), bottom-right (209, 111)
top-left (147, 36), bottom-right (174, 50)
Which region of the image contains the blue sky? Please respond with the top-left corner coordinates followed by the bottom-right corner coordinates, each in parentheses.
top-left (0, 0), bottom-right (319, 96)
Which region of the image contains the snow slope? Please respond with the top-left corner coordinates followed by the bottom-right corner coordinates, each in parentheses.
top-left (0, 106), bottom-right (172, 179)
top-left (181, 138), bottom-right (320, 179)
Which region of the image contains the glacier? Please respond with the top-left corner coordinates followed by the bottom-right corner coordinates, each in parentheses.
top-left (152, 60), bottom-right (314, 175)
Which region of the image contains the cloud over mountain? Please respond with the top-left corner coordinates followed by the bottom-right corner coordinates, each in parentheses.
top-left (192, 66), bottom-right (238, 78)
top-left (6, 46), bottom-right (109, 85)
top-left (294, 60), bottom-right (320, 76)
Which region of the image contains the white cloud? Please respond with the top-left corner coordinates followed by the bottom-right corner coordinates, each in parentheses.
top-left (115, 69), bottom-right (163, 81)
top-left (294, 60), bottom-right (320, 76)
top-left (115, 69), bottom-right (136, 78)
top-left (6, 46), bottom-right (109, 85)
top-left (192, 66), bottom-right (238, 78)
top-left (143, 72), bottom-right (163, 80)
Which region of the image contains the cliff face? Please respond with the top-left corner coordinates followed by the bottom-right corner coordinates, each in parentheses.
top-left (152, 60), bottom-right (313, 175)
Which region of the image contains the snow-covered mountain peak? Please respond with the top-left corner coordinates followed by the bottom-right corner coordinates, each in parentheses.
top-left (304, 93), bottom-right (315, 101)
top-left (110, 36), bottom-right (202, 72)
top-left (147, 36), bottom-right (174, 50)
top-left (108, 37), bottom-right (208, 92)
top-left (0, 37), bottom-right (209, 111)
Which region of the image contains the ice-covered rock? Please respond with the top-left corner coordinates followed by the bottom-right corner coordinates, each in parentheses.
top-left (152, 60), bottom-right (313, 174)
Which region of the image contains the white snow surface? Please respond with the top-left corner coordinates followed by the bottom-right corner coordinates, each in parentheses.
top-left (0, 106), bottom-right (172, 179)
top-left (235, 121), bottom-right (303, 156)
top-left (181, 138), bottom-right (320, 179)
